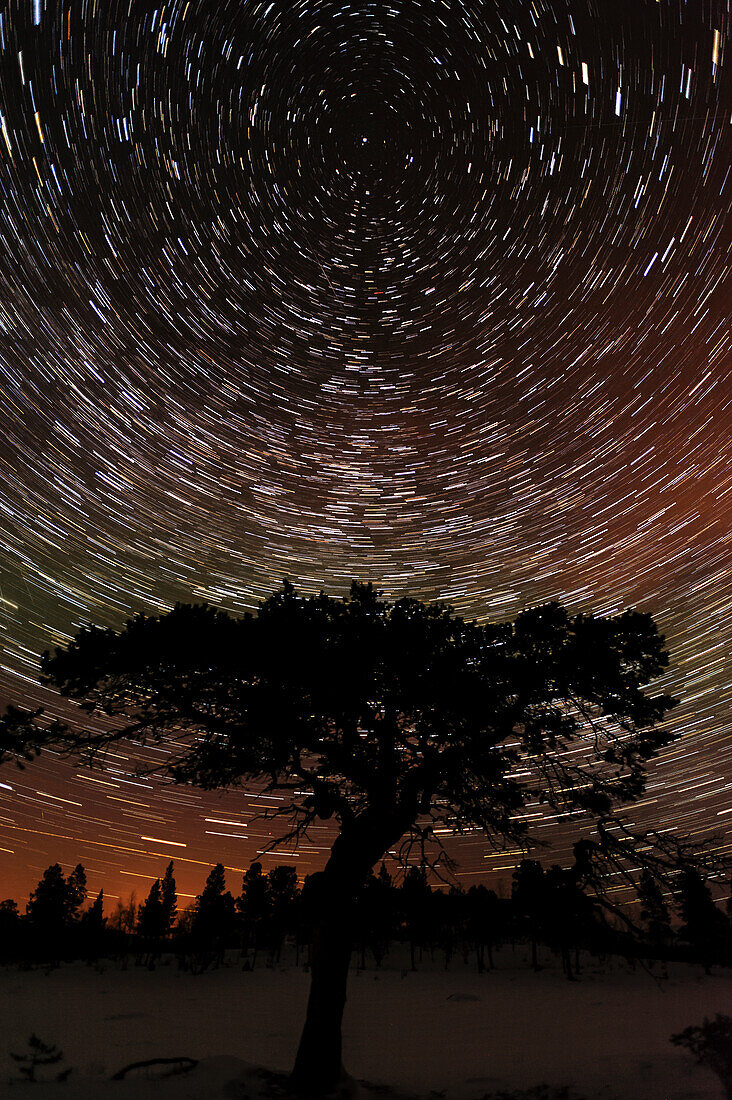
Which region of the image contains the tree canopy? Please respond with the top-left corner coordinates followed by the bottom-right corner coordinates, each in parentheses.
top-left (15, 582), bottom-right (676, 866)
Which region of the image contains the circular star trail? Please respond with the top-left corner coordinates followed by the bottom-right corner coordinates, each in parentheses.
top-left (0, 0), bottom-right (730, 904)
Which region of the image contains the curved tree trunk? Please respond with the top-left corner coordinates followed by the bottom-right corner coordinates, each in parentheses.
top-left (290, 813), bottom-right (410, 1096)
top-left (291, 878), bottom-right (353, 1095)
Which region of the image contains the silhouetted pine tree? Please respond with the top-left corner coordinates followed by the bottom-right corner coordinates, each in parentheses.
top-left (236, 861), bottom-right (269, 966)
top-left (512, 860), bottom-right (545, 971)
top-left (677, 869), bottom-right (728, 971)
top-left (80, 889), bottom-right (106, 961)
top-left (266, 865), bottom-right (298, 963)
top-left (637, 869), bottom-right (672, 954)
top-left (161, 861), bottom-right (177, 937)
top-left (26, 865), bottom-right (65, 929)
top-left (355, 863), bottom-right (394, 968)
top-left (66, 864), bottom-right (87, 920)
top-left (542, 865), bottom-right (596, 980)
top-left (27, 864), bottom-right (80, 960)
top-left (432, 886), bottom-right (463, 969)
top-left (137, 879), bottom-right (166, 954)
top-left (192, 863), bottom-right (235, 967)
top-left (17, 582), bottom-right (708, 1095)
top-left (86, 889), bottom-right (105, 927)
top-left (466, 884), bottom-right (502, 972)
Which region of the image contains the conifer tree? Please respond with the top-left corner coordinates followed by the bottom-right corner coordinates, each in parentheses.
top-left (80, 889), bottom-right (106, 960)
top-left (27, 864), bottom-right (70, 934)
top-left (26, 864), bottom-right (83, 961)
top-left (637, 868), bottom-right (671, 950)
top-left (7, 581), bottom-right (711, 1095)
top-left (677, 869), bottom-right (727, 970)
top-left (87, 890), bottom-right (105, 927)
top-left (356, 863), bottom-right (394, 967)
top-left (466, 884), bottom-right (501, 972)
top-left (161, 861), bottom-right (177, 936)
top-left (541, 865), bottom-right (594, 980)
top-left (193, 864), bottom-right (235, 957)
top-left (266, 865), bottom-right (298, 960)
top-left (137, 879), bottom-right (166, 941)
top-left (66, 864), bottom-right (87, 920)
top-left (512, 859), bottom-right (546, 971)
top-left (237, 861), bottom-right (269, 957)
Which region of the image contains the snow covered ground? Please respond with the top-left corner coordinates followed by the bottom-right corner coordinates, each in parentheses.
top-left (0, 949), bottom-right (729, 1098)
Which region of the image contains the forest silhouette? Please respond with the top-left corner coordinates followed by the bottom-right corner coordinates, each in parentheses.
top-left (2, 855), bottom-right (732, 979)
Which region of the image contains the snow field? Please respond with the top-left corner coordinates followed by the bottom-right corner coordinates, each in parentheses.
top-left (0, 950), bottom-right (729, 1098)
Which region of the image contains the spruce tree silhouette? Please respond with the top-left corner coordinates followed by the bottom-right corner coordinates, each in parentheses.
top-left (432, 885), bottom-right (462, 970)
top-left (81, 889), bottom-right (106, 960)
top-left (26, 865), bottom-right (70, 929)
top-left (26, 863), bottom-right (85, 962)
top-left (266, 865), bottom-right (298, 963)
top-left (466, 884), bottom-right (501, 972)
top-left (85, 889), bottom-right (105, 931)
top-left (355, 863), bottom-right (393, 968)
top-left (192, 863), bottom-right (235, 965)
top-left (66, 864), bottom-right (87, 919)
top-left (637, 868), bottom-right (672, 954)
top-left (236, 860), bottom-right (269, 965)
top-left (676, 869), bottom-right (728, 971)
top-left (137, 879), bottom-right (166, 946)
top-left (3, 581), bottom-right (690, 1095)
top-left (542, 865), bottom-right (594, 979)
top-left (160, 861), bottom-right (177, 937)
top-left (512, 860), bottom-right (546, 971)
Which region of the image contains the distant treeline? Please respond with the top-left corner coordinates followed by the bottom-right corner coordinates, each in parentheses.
top-left (1, 858), bottom-right (731, 977)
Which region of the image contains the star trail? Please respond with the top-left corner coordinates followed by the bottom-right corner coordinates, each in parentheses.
top-left (0, 0), bottom-right (730, 905)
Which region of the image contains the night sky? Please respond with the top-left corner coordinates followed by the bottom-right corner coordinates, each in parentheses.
top-left (0, 0), bottom-right (730, 908)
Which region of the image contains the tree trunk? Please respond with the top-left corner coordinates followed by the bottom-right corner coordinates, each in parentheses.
top-left (290, 812), bottom-right (412, 1096)
top-left (291, 888), bottom-right (352, 1095)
